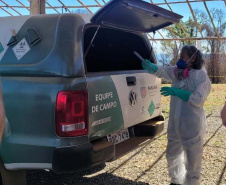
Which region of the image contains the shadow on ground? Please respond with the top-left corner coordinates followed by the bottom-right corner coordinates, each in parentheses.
top-left (27, 164), bottom-right (149, 185)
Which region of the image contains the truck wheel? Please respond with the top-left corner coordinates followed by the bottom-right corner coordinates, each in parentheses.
top-left (0, 158), bottom-right (26, 185)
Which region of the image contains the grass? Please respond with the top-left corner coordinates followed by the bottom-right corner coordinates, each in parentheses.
top-left (161, 84), bottom-right (226, 118)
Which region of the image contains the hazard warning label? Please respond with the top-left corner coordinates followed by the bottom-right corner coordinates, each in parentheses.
top-left (12, 38), bottom-right (30, 60)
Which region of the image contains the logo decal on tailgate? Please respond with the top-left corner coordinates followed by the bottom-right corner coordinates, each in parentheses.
top-left (140, 87), bottom-right (147, 98)
top-left (129, 90), bottom-right (137, 107)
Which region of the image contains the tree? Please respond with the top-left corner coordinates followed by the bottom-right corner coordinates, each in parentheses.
top-left (160, 18), bottom-right (197, 65)
top-left (160, 9), bottom-right (226, 84)
top-left (195, 8), bottom-right (226, 83)
top-left (158, 53), bottom-right (171, 67)
top-left (72, 9), bottom-right (89, 14)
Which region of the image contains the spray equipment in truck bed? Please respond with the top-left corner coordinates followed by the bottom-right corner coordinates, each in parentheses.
top-left (134, 51), bottom-right (157, 73)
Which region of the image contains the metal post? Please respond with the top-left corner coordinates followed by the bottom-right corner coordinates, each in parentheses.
top-left (30, 0), bottom-right (46, 15)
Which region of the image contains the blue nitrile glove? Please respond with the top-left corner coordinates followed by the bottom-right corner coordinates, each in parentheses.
top-left (160, 87), bottom-right (192, 102)
top-left (142, 59), bottom-right (158, 74)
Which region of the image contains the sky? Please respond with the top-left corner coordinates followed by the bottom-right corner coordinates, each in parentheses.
top-left (0, 0), bottom-right (225, 53)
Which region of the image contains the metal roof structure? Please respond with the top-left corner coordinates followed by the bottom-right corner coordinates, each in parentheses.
top-left (0, 0), bottom-right (225, 42)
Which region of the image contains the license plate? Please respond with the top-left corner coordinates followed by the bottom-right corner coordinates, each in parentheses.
top-left (107, 129), bottom-right (130, 144)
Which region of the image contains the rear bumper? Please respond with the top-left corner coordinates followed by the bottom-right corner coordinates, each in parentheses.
top-left (52, 140), bottom-right (114, 174)
top-left (52, 116), bottom-right (164, 173)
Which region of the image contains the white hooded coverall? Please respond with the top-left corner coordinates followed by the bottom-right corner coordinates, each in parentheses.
top-left (155, 66), bottom-right (211, 185)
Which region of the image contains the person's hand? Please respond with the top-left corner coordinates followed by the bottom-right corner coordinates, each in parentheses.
top-left (142, 59), bottom-right (158, 74)
top-left (160, 87), bottom-right (191, 102)
top-left (160, 87), bottom-right (176, 96)
top-left (221, 101), bottom-right (226, 127)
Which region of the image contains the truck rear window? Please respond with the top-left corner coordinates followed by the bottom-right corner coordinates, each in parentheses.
top-left (84, 26), bottom-right (152, 73)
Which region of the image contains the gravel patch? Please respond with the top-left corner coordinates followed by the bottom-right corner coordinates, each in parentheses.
top-left (27, 108), bottom-right (226, 185)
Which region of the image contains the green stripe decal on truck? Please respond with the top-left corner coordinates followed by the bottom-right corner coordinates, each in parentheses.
top-left (87, 76), bottom-right (124, 140)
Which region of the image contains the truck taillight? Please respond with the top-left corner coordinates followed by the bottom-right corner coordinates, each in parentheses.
top-left (55, 91), bottom-right (88, 137)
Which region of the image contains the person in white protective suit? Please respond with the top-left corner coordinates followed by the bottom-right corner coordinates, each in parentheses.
top-left (142, 45), bottom-right (211, 185)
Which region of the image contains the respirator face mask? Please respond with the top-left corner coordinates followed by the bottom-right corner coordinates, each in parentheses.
top-left (175, 50), bottom-right (198, 80)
